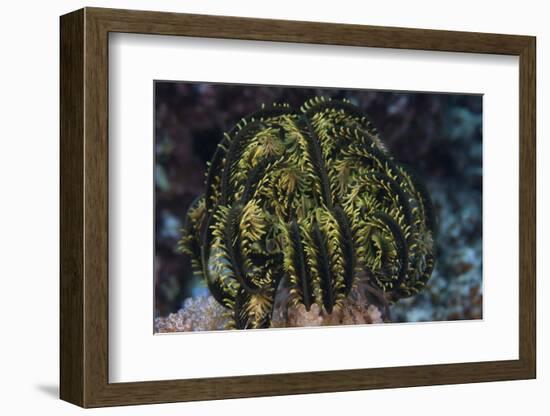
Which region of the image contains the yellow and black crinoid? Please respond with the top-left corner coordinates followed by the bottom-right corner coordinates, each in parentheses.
top-left (179, 97), bottom-right (436, 329)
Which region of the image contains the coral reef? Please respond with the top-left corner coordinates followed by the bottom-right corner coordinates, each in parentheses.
top-left (155, 296), bottom-right (230, 332)
top-left (179, 97), bottom-right (435, 329)
top-left (391, 180), bottom-right (482, 321)
top-left (155, 283), bottom-right (384, 333)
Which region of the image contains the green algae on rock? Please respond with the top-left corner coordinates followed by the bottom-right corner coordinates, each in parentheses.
top-left (179, 97), bottom-right (436, 329)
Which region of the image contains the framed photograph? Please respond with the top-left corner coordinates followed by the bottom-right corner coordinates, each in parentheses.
top-left (60, 7), bottom-right (536, 408)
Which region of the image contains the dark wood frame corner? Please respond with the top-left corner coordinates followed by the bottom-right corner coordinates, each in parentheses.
top-left (60, 7), bottom-right (536, 408)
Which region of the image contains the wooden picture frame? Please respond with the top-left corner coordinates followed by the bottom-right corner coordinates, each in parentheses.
top-left (60, 7), bottom-right (536, 408)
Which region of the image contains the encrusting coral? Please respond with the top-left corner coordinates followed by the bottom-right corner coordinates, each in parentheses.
top-left (178, 97), bottom-right (435, 330)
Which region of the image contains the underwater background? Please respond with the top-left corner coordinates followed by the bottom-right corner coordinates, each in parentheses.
top-left (154, 81), bottom-right (482, 323)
